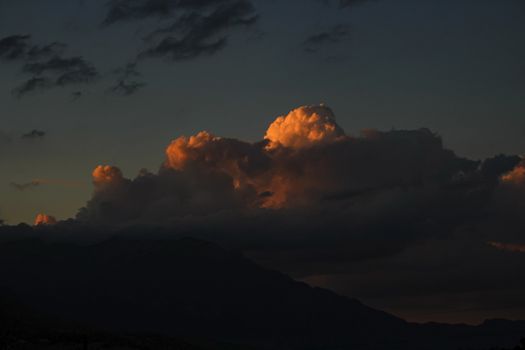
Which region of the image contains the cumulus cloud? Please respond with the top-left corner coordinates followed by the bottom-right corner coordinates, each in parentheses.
top-left (92, 165), bottom-right (126, 185)
top-left (20, 104), bottom-right (512, 302)
top-left (500, 159), bottom-right (525, 187)
top-left (34, 214), bottom-right (57, 226)
top-left (77, 104), bottom-right (483, 246)
top-left (4, 103), bottom-right (524, 323)
top-left (264, 104), bottom-right (345, 149)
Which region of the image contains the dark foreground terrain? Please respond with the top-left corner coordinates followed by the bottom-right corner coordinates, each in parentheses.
top-left (0, 226), bottom-right (524, 349)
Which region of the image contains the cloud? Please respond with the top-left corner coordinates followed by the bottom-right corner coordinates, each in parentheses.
top-left (21, 129), bottom-right (46, 140)
top-left (10, 180), bottom-right (42, 191)
top-left (21, 56), bottom-right (98, 88)
top-left (12, 77), bottom-right (52, 98)
top-left (5, 103), bottom-right (525, 324)
top-left (71, 91), bottom-right (83, 100)
top-left (264, 104), bottom-right (345, 149)
top-left (111, 80), bottom-right (147, 95)
top-left (76, 104), bottom-right (484, 252)
top-left (104, 0), bottom-right (258, 62)
top-left (26, 42), bottom-right (67, 60)
top-left (500, 159), bottom-right (525, 187)
top-left (34, 213), bottom-right (57, 226)
top-left (110, 62), bottom-right (146, 95)
top-left (0, 35), bottom-right (31, 60)
top-left (0, 35), bottom-right (65, 61)
top-left (92, 165), bottom-right (126, 185)
top-left (10, 178), bottom-right (85, 191)
top-left (303, 25), bottom-right (350, 53)
top-left (0, 34), bottom-right (98, 98)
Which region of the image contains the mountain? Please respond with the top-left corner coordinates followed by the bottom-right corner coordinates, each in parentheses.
top-left (0, 235), bottom-right (523, 349)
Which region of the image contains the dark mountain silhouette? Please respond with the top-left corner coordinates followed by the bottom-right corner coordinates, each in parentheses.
top-left (0, 236), bottom-right (524, 349)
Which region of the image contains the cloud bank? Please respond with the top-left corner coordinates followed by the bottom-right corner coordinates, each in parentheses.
top-left (74, 105), bottom-right (505, 255)
top-left (2, 103), bottom-right (525, 323)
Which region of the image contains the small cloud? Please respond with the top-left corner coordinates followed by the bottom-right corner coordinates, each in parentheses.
top-left (27, 42), bottom-right (67, 60)
top-left (0, 34), bottom-right (31, 60)
top-left (12, 77), bottom-right (52, 98)
top-left (34, 213), bottom-right (57, 226)
top-left (21, 129), bottom-right (46, 140)
top-left (110, 62), bottom-right (146, 96)
top-left (111, 80), bottom-right (146, 96)
top-left (10, 178), bottom-right (85, 191)
top-left (303, 25), bottom-right (350, 53)
top-left (10, 180), bottom-right (42, 191)
top-left (0, 34), bottom-right (98, 98)
top-left (71, 91), bottom-right (83, 100)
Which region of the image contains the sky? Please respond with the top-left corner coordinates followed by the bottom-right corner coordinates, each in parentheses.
top-left (1, 0), bottom-right (525, 324)
top-left (1, 0), bottom-right (524, 225)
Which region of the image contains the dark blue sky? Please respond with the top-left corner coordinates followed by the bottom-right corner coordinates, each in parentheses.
top-left (1, 0), bottom-right (524, 224)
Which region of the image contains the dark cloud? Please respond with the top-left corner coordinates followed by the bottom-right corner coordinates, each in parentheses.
top-left (0, 35), bottom-right (66, 61)
top-left (303, 25), bottom-right (350, 53)
top-left (110, 62), bottom-right (146, 95)
top-left (12, 77), bottom-right (51, 98)
top-left (71, 91), bottom-right (83, 100)
top-left (104, 0), bottom-right (258, 61)
top-left (0, 35), bottom-right (30, 60)
top-left (0, 35), bottom-right (98, 98)
top-left (26, 42), bottom-right (67, 60)
top-left (14, 55), bottom-right (98, 97)
top-left (10, 180), bottom-right (41, 191)
top-left (23, 56), bottom-right (92, 76)
top-left (103, 0), bottom-right (252, 24)
top-left (21, 129), bottom-right (46, 139)
top-left (110, 80), bottom-right (147, 95)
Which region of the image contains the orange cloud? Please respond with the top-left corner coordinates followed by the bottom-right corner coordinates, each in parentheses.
top-left (80, 104), bottom-right (479, 222)
top-left (92, 165), bottom-right (125, 185)
top-left (161, 105), bottom-right (349, 208)
top-left (264, 105), bottom-right (345, 150)
top-left (34, 213), bottom-right (57, 226)
top-left (165, 131), bottom-right (219, 170)
top-left (488, 241), bottom-right (525, 253)
top-left (500, 160), bottom-right (525, 186)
